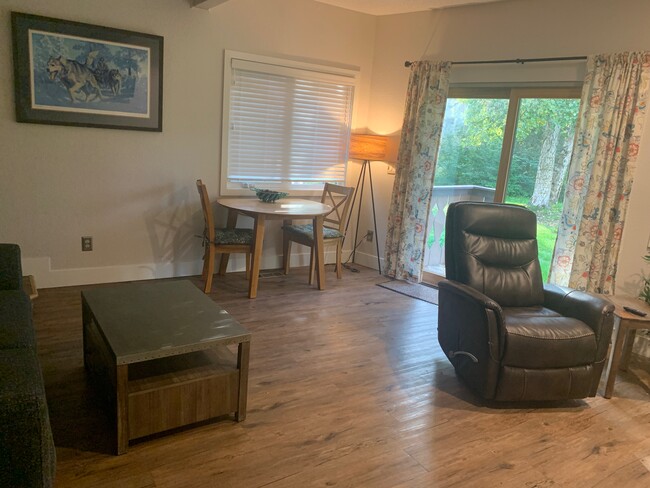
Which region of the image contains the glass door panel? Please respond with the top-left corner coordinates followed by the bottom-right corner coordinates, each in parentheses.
top-left (423, 97), bottom-right (508, 278)
top-left (422, 88), bottom-right (581, 283)
top-left (504, 97), bottom-right (580, 280)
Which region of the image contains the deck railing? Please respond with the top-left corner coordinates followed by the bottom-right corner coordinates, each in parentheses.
top-left (424, 185), bottom-right (496, 276)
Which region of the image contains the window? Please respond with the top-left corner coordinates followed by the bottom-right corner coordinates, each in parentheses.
top-left (423, 86), bottom-right (582, 283)
top-left (221, 51), bottom-right (358, 195)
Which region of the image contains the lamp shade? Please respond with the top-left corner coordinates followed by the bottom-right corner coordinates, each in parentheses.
top-left (349, 134), bottom-right (388, 161)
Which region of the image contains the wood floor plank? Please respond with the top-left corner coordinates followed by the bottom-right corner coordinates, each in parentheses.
top-left (29, 266), bottom-right (650, 487)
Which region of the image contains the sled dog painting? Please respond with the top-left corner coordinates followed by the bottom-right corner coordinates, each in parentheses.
top-left (12, 12), bottom-right (163, 131)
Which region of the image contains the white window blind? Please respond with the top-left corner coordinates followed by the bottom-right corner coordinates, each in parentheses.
top-left (222, 52), bottom-right (357, 193)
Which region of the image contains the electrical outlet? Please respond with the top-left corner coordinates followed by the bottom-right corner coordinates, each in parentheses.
top-left (366, 230), bottom-right (374, 242)
top-left (81, 236), bottom-right (93, 252)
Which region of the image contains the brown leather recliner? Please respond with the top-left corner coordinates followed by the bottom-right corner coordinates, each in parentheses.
top-left (438, 202), bottom-right (614, 401)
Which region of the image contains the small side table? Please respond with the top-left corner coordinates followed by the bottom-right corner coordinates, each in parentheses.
top-left (603, 295), bottom-right (650, 398)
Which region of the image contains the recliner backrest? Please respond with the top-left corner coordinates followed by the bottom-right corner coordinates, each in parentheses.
top-left (445, 201), bottom-right (544, 307)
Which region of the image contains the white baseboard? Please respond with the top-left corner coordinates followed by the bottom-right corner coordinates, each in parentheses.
top-left (350, 250), bottom-right (383, 272)
top-left (22, 256), bottom-right (203, 289)
top-left (22, 249), bottom-right (344, 289)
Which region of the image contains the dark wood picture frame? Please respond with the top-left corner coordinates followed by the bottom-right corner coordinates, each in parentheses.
top-left (11, 12), bottom-right (163, 131)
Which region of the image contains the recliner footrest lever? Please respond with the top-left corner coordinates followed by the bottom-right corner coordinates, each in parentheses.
top-left (449, 350), bottom-right (479, 363)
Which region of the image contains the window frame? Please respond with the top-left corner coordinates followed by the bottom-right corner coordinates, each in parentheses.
top-left (447, 86), bottom-right (582, 203)
top-left (220, 50), bottom-right (359, 196)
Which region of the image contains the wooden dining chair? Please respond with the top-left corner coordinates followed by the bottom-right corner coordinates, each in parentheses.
top-left (282, 183), bottom-right (354, 284)
top-left (196, 179), bottom-right (253, 294)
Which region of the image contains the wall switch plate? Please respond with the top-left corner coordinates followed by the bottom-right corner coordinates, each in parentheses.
top-left (81, 236), bottom-right (93, 252)
top-left (366, 230), bottom-right (374, 242)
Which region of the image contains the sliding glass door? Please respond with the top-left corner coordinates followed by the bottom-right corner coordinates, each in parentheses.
top-left (425, 93), bottom-right (507, 276)
top-left (423, 87), bottom-right (581, 283)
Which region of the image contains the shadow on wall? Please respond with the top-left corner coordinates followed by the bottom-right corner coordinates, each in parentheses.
top-left (617, 270), bottom-right (645, 298)
top-left (144, 184), bottom-right (200, 276)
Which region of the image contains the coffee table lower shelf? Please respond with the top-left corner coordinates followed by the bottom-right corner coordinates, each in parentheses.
top-left (127, 347), bottom-right (241, 441)
top-left (83, 316), bottom-right (249, 455)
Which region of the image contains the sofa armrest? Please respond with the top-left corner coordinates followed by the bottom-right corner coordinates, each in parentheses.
top-left (543, 283), bottom-right (615, 361)
top-left (0, 244), bottom-right (23, 291)
top-left (0, 350), bottom-right (56, 488)
top-left (0, 291), bottom-right (35, 349)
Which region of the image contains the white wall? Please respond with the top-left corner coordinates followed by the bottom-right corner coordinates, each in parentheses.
top-left (365, 0), bottom-right (650, 296)
top-left (4, 0), bottom-right (649, 293)
top-left (0, 0), bottom-right (377, 287)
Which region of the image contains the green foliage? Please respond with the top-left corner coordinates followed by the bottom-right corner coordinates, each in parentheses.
top-left (435, 98), bottom-right (506, 188)
top-left (506, 197), bottom-right (563, 227)
top-left (435, 97), bottom-right (580, 203)
top-left (426, 206), bottom-right (438, 248)
top-left (426, 234), bottom-right (435, 249)
top-left (428, 95), bottom-right (581, 281)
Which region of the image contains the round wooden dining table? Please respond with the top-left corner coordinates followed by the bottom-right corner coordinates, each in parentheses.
top-left (217, 197), bottom-right (333, 298)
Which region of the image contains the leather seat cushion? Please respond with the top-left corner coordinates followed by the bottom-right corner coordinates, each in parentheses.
top-left (503, 306), bottom-right (562, 319)
top-left (502, 309), bottom-right (597, 369)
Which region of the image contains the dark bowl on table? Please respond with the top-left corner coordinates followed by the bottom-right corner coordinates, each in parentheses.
top-left (252, 188), bottom-right (288, 203)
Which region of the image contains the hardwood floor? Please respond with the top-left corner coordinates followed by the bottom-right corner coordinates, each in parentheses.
top-left (32, 266), bottom-right (650, 487)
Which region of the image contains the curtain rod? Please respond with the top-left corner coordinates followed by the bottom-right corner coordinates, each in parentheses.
top-left (404, 55), bottom-right (587, 67)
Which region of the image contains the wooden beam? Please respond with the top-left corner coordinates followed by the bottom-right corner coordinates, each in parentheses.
top-left (191, 0), bottom-right (230, 10)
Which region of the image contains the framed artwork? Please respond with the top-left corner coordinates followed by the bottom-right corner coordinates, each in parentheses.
top-left (11, 12), bottom-right (163, 131)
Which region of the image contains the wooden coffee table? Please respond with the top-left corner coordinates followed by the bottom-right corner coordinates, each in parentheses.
top-left (603, 295), bottom-right (650, 399)
top-left (81, 280), bottom-right (251, 454)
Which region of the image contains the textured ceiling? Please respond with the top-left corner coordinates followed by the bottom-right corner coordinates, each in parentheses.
top-left (314, 0), bottom-right (516, 16)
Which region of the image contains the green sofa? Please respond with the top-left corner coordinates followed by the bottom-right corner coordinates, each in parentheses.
top-left (0, 244), bottom-right (56, 487)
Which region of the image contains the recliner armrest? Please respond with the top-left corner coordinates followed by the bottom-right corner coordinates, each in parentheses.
top-left (543, 283), bottom-right (615, 361)
top-left (438, 280), bottom-right (503, 315)
top-left (438, 279), bottom-right (504, 398)
top-left (438, 279), bottom-right (504, 355)
top-left (438, 281), bottom-right (504, 342)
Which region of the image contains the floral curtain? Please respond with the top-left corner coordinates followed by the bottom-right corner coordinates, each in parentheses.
top-left (384, 61), bottom-right (451, 282)
top-left (550, 52), bottom-right (650, 294)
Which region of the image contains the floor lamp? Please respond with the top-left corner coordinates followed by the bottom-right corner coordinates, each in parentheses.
top-left (345, 134), bottom-right (388, 274)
